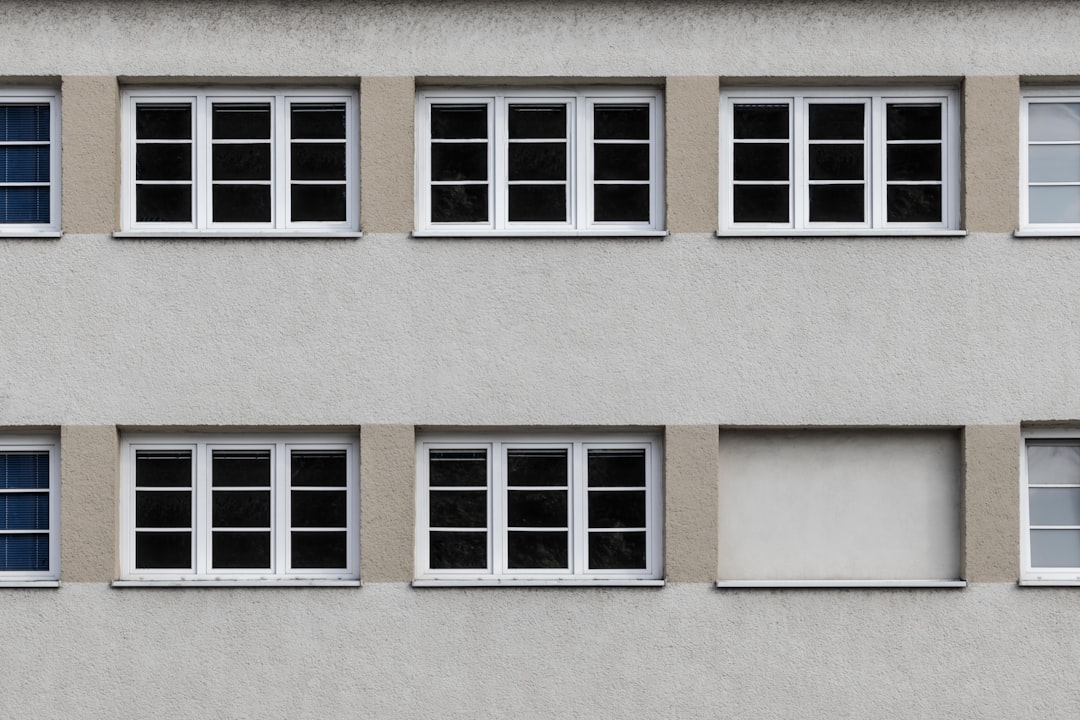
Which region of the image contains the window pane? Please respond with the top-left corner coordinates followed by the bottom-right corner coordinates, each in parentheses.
top-left (0, 452), bottom-right (50, 490)
top-left (507, 490), bottom-right (567, 527)
top-left (429, 530), bottom-right (486, 569)
top-left (734, 104), bottom-right (789, 139)
top-left (291, 531), bottom-right (346, 569)
top-left (0, 187), bottom-right (49, 224)
top-left (291, 451), bottom-right (347, 487)
top-left (431, 185), bottom-right (488, 223)
top-left (508, 143), bottom-right (566, 181)
top-left (1030, 488), bottom-right (1080, 526)
top-left (809, 184), bottom-right (864, 222)
top-left (588, 531), bottom-right (646, 570)
top-left (1029, 103), bottom-right (1080, 142)
top-left (887, 185), bottom-right (941, 223)
top-left (1030, 529), bottom-right (1080, 568)
top-left (809, 144), bottom-right (864, 181)
top-left (429, 490), bottom-right (487, 528)
top-left (507, 530), bottom-right (568, 569)
top-left (0, 534), bottom-right (48, 571)
top-left (588, 450), bottom-right (645, 487)
top-left (212, 451), bottom-right (271, 487)
top-left (431, 105), bottom-right (487, 139)
top-left (135, 104), bottom-right (190, 140)
top-left (291, 490), bottom-right (347, 528)
top-left (430, 450), bottom-right (487, 487)
top-left (290, 104), bottom-right (346, 140)
top-left (1029, 186), bottom-right (1080, 224)
top-left (733, 143), bottom-right (788, 181)
top-left (212, 144), bottom-right (271, 181)
top-left (508, 105), bottom-right (566, 139)
top-left (594, 184), bottom-right (649, 222)
top-left (588, 491), bottom-right (646, 528)
top-left (507, 449), bottom-right (567, 487)
top-left (594, 105), bottom-right (649, 140)
top-left (136, 144), bottom-right (190, 182)
top-left (0, 104), bottom-right (49, 142)
top-left (135, 491), bottom-right (191, 528)
top-left (291, 185), bottom-right (346, 222)
top-left (0, 493), bottom-right (49, 530)
top-left (1030, 145), bottom-right (1080, 183)
top-left (213, 491), bottom-right (271, 527)
top-left (594, 144), bottom-right (649, 181)
top-left (887, 144), bottom-right (941, 182)
top-left (431, 143), bottom-right (488, 182)
top-left (212, 531), bottom-right (271, 568)
top-left (212, 184), bottom-right (272, 223)
top-left (135, 451), bottom-right (192, 488)
top-left (0, 146), bottom-right (49, 183)
top-left (887, 104), bottom-right (942, 141)
top-left (1028, 445), bottom-right (1080, 484)
top-left (212, 103), bottom-right (271, 140)
top-left (733, 185), bottom-right (789, 223)
top-left (508, 184), bottom-right (566, 223)
top-left (290, 143), bottom-right (346, 181)
top-left (808, 104), bottom-right (864, 140)
top-left (135, 185), bottom-right (191, 223)
top-left (135, 531), bottom-right (191, 569)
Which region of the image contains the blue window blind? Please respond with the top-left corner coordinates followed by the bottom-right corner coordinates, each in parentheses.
top-left (0, 451), bottom-right (50, 572)
top-left (0, 103), bottom-right (51, 225)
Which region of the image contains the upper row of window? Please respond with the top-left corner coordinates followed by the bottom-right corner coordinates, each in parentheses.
top-left (3, 84), bottom-right (1080, 236)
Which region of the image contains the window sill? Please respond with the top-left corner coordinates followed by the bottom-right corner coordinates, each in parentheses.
top-left (412, 578), bottom-right (665, 587)
top-left (716, 229), bottom-right (967, 238)
top-left (112, 579), bottom-right (361, 588)
top-left (412, 230), bottom-right (668, 239)
top-left (1018, 579), bottom-right (1080, 586)
top-left (0, 580), bottom-right (60, 588)
top-left (715, 579), bottom-right (967, 589)
top-left (0, 231), bottom-right (62, 239)
top-left (1014, 230), bottom-right (1080, 238)
top-left (112, 231), bottom-right (363, 240)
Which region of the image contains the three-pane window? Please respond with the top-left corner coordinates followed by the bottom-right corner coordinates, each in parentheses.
top-left (1021, 91), bottom-right (1080, 231)
top-left (0, 91), bottom-right (59, 234)
top-left (1021, 432), bottom-right (1080, 584)
top-left (0, 439), bottom-right (59, 583)
top-left (122, 89), bottom-right (357, 233)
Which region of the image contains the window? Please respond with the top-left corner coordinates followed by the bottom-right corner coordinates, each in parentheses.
top-left (0, 90), bottom-right (59, 235)
top-left (119, 433), bottom-right (358, 584)
top-left (415, 87), bottom-right (664, 236)
top-left (121, 88), bottom-right (358, 234)
top-left (720, 87), bottom-right (959, 234)
top-left (1021, 430), bottom-right (1080, 585)
top-left (0, 438), bottom-right (59, 584)
top-left (415, 432), bottom-right (663, 584)
top-left (1021, 90), bottom-right (1080, 233)
top-left (717, 429), bottom-right (963, 587)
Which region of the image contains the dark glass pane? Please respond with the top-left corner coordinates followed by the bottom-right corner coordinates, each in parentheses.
top-left (0, 493), bottom-right (49, 530)
top-left (291, 185), bottom-right (346, 222)
top-left (429, 490), bottom-right (487, 528)
top-left (0, 187), bottom-right (49, 224)
top-left (808, 104), bottom-right (864, 140)
top-left (212, 451), bottom-right (271, 487)
top-left (291, 490), bottom-right (347, 528)
top-left (291, 451), bottom-right (347, 487)
top-left (431, 184), bottom-right (488, 223)
top-left (508, 184), bottom-right (566, 222)
top-left (508, 143), bottom-right (566, 181)
top-left (594, 105), bottom-right (649, 140)
top-left (594, 184), bottom-right (649, 222)
top-left (135, 451), bottom-right (192, 488)
top-left (509, 105), bottom-right (566, 139)
top-left (135, 531), bottom-right (190, 569)
top-left (588, 490), bottom-right (646, 528)
top-left (430, 450), bottom-right (487, 487)
top-left (291, 143), bottom-right (345, 181)
top-left (588, 450), bottom-right (646, 488)
top-left (212, 531), bottom-right (271, 569)
top-left (431, 143), bottom-right (488, 182)
top-left (213, 491), bottom-right (271, 527)
top-left (212, 184), bottom-right (271, 223)
top-left (135, 491), bottom-right (191, 528)
top-left (588, 531), bottom-right (646, 570)
top-left (0, 534), bottom-right (48, 571)
top-left (809, 144), bottom-right (864, 181)
top-left (809, 184), bottom-right (864, 222)
top-left (291, 531), bottom-right (346, 569)
top-left (429, 530), bottom-right (486, 569)
top-left (733, 143), bottom-right (788, 181)
top-left (0, 452), bottom-right (49, 490)
top-left (507, 531), bottom-right (567, 569)
top-left (733, 104), bottom-right (789, 140)
top-left (887, 104), bottom-right (942, 141)
top-left (136, 144), bottom-right (191, 181)
top-left (507, 490), bottom-right (567, 528)
top-left (507, 449), bottom-right (567, 487)
top-left (0, 104), bottom-right (49, 142)
top-left (887, 144), bottom-right (942, 181)
top-left (0, 146), bottom-right (49, 183)
top-left (733, 185), bottom-right (789, 223)
top-left (431, 105), bottom-right (487, 139)
top-left (887, 185), bottom-right (942, 223)
top-left (212, 144), bottom-right (271, 181)
top-left (594, 144), bottom-right (649, 181)
top-left (135, 184), bottom-right (191, 223)
top-left (135, 104), bottom-right (191, 140)
top-left (290, 104), bottom-right (346, 140)
top-left (212, 104), bottom-right (271, 139)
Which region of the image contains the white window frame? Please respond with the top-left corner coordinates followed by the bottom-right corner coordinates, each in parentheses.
top-left (719, 86), bottom-right (961, 236)
top-left (0, 89), bottom-right (61, 237)
top-left (118, 433), bottom-right (359, 585)
top-left (1019, 88), bottom-right (1080, 236)
top-left (415, 87), bottom-right (666, 237)
top-left (1020, 427), bottom-right (1080, 585)
top-left (119, 87), bottom-right (359, 237)
top-left (414, 431), bottom-right (663, 586)
top-left (0, 437), bottom-right (60, 586)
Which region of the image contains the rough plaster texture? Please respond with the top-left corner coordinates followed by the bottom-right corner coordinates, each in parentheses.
top-left (664, 425), bottom-right (718, 582)
top-left (0, 583), bottom-right (1076, 719)
top-left (359, 77), bottom-right (413, 233)
top-left (60, 425), bottom-right (118, 583)
top-left (60, 77), bottom-right (118, 234)
top-left (666, 77), bottom-right (718, 233)
top-left (963, 425), bottom-right (1020, 582)
top-left (359, 424), bottom-right (415, 582)
top-left (963, 76), bottom-right (1019, 233)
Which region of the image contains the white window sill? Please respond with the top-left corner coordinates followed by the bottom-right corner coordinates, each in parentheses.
top-left (412, 230), bottom-right (668, 239)
top-left (0, 231), bottom-right (62, 239)
top-left (1014, 230), bottom-right (1080, 238)
top-left (112, 579), bottom-right (361, 588)
top-left (1018, 579), bottom-right (1080, 587)
top-left (715, 580), bottom-right (967, 589)
top-left (413, 578), bottom-right (665, 588)
top-left (716, 230), bottom-right (967, 238)
top-left (112, 231), bottom-right (363, 240)
top-left (0, 580), bottom-right (60, 588)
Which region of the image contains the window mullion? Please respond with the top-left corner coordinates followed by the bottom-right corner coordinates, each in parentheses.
top-left (492, 98), bottom-right (505, 230)
top-left (276, 444), bottom-right (287, 574)
top-left (793, 97), bottom-right (806, 229)
top-left (490, 442), bottom-right (503, 574)
top-left (572, 442), bottom-right (586, 575)
top-left (871, 96), bottom-right (884, 228)
top-left (576, 97), bottom-right (588, 231)
top-left (194, 443), bottom-right (208, 574)
top-left (194, 96), bottom-right (209, 229)
top-left (275, 98), bottom-right (287, 230)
